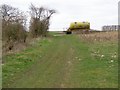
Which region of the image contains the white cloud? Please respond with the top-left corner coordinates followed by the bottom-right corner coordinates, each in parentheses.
top-left (1, 0), bottom-right (119, 31)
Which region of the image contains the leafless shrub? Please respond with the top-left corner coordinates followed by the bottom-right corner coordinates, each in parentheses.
top-left (29, 4), bottom-right (56, 38)
top-left (1, 4), bottom-right (27, 51)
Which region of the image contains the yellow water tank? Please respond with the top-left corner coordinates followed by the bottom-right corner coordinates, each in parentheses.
top-left (69, 22), bottom-right (90, 30)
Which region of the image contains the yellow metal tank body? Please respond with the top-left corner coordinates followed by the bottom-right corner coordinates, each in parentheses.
top-left (69, 22), bottom-right (90, 30)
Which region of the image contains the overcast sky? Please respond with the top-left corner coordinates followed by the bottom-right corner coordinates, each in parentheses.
top-left (1, 0), bottom-right (119, 31)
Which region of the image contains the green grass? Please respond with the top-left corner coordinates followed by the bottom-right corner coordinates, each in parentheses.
top-left (2, 33), bottom-right (118, 88)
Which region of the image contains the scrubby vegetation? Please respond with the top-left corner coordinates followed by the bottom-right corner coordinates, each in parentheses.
top-left (79, 31), bottom-right (118, 43)
top-left (29, 4), bottom-right (56, 38)
top-left (1, 4), bottom-right (27, 51)
top-left (0, 4), bottom-right (56, 53)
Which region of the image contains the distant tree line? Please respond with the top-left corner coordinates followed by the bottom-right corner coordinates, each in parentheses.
top-left (0, 4), bottom-right (56, 51)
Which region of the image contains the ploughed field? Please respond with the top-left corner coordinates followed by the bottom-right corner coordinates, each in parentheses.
top-left (2, 31), bottom-right (118, 88)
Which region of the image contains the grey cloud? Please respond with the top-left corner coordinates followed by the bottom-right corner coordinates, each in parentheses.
top-left (1, 0), bottom-right (119, 30)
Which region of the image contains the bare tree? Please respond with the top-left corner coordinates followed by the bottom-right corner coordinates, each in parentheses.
top-left (29, 4), bottom-right (56, 37)
top-left (0, 4), bottom-right (27, 50)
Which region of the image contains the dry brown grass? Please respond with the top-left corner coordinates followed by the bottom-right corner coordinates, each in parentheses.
top-left (79, 31), bottom-right (118, 43)
top-left (2, 37), bottom-right (42, 55)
